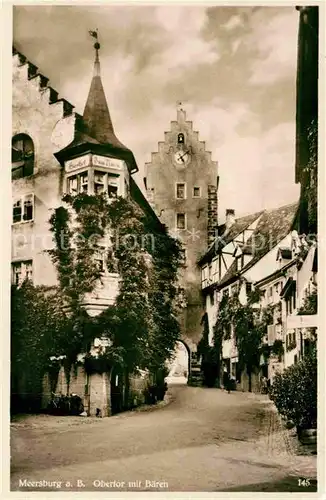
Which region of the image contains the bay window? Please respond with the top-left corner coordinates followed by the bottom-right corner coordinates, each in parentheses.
top-left (67, 170), bottom-right (120, 198)
top-left (67, 172), bottom-right (88, 194)
top-left (94, 171), bottom-right (105, 195)
top-left (80, 173), bottom-right (88, 193)
top-left (107, 178), bottom-right (118, 198)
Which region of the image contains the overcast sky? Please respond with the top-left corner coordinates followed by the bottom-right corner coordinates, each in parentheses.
top-left (13, 5), bottom-right (300, 221)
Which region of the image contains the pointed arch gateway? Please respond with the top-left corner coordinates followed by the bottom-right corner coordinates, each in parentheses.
top-left (166, 340), bottom-right (190, 385)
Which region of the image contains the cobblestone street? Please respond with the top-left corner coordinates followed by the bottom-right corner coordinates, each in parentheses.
top-left (11, 385), bottom-right (317, 492)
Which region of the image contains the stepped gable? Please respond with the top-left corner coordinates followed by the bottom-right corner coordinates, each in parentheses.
top-left (13, 46), bottom-right (75, 120)
top-left (217, 201), bottom-right (299, 288)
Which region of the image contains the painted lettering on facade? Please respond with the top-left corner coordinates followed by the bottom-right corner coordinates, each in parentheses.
top-left (65, 155), bottom-right (90, 172)
top-left (92, 155), bottom-right (124, 170)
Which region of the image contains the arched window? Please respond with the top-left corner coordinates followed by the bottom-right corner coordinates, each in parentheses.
top-left (178, 133), bottom-right (185, 144)
top-left (12, 134), bottom-right (34, 179)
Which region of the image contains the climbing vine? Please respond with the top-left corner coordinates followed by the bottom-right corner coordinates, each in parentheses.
top-left (11, 281), bottom-right (71, 412)
top-left (213, 285), bottom-right (283, 391)
top-left (47, 193), bottom-right (183, 379)
top-left (304, 119), bottom-right (318, 233)
top-left (298, 288), bottom-right (317, 315)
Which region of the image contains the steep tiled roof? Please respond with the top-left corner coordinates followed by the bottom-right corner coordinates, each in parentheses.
top-left (217, 202), bottom-right (299, 288)
top-left (53, 47), bottom-right (138, 173)
top-left (83, 72), bottom-right (129, 151)
top-left (198, 211), bottom-right (263, 265)
top-left (255, 258), bottom-right (297, 287)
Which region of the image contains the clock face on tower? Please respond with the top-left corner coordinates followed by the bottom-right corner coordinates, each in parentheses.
top-left (174, 149), bottom-right (191, 166)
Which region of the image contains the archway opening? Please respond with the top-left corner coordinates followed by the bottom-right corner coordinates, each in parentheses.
top-left (166, 340), bottom-right (190, 385)
top-left (110, 366), bottom-right (124, 415)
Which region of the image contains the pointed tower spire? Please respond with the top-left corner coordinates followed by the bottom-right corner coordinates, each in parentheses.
top-left (83, 30), bottom-right (122, 146)
top-left (54, 31), bottom-right (139, 174)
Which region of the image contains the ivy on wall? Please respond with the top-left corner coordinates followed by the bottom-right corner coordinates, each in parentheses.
top-left (212, 285), bottom-right (282, 391)
top-left (11, 192), bottom-right (183, 410)
top-left (11, 281), bottom-right (71, 412)
top-left (47, 193), bottom-right (183, 378)
top-left (298, 288), bottom-right (317, 315)
top-left (304, 119), bottom-right (318, 233)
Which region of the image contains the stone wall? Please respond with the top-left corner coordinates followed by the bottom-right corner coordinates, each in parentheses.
top-left (43, 363), bottom-right (154, 416)
top-left (144, 108), bottom-right (218, 348)
top-left (12, 50), bottom-right (76, 286)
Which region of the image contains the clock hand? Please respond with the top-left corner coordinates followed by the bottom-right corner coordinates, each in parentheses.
top-left (180, 150), bottom-right (190, 160)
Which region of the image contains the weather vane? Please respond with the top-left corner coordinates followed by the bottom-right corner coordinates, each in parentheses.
top-left (89, 29), bottom-right (100, 49)
top-left (89, 29), bottom-right (101, 74)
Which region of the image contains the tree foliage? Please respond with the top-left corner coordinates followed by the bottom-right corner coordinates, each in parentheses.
top-left (305, 119), bottom-right (318, 232)
top-left (298, 288), bottom-right (317, 315)
top-left (213, 287), bottom-right (280, 390)
top-left (11, 282), bottom-right (71, 411)
top-left (47, 194), bottom-right (183, 376)
top-left (12, 193), bottom-right (183, 410)
top-left (269, 347), bottom-right (317, 429)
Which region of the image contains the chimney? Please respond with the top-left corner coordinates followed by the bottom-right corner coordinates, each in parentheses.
top-left (225, 209), bottom-right (235, 229)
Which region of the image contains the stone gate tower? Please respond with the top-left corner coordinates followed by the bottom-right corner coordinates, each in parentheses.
top-left (144, 106), bottom-right (219, 358)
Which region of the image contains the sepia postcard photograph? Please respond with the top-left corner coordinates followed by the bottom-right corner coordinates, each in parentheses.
top-left (1, 1), bottom-right (324, 496)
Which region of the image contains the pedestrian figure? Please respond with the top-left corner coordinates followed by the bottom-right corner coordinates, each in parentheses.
top-left (261, 376), bottom-right (268, 394)
top-left (223, 369), bottom-right (231, 393)
top-left (222, 368), bottom-right (228, 392)
top-left (226, 372), bottom-right (232, 394)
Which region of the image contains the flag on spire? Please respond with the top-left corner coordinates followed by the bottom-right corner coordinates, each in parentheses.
top-left (89, 30), bottom-right (98, 39)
